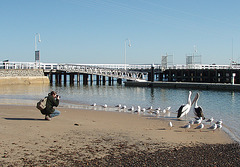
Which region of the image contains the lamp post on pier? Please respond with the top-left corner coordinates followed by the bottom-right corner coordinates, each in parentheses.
top-left (124, 38), bottom-right (131, 70)
top-left (35, 33), bottom-right (41, 63)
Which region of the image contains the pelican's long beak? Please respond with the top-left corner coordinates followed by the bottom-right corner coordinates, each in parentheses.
top-left (191, 93), bottom-right (199, 105)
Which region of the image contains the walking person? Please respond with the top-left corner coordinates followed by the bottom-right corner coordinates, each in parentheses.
top-left (41, 91), bottom-right (60, 121)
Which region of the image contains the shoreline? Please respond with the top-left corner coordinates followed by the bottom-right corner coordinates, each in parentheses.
top-left (125, 81), bottom-right (240, 91)
top-left (1, 105), bottom-right (239, 166)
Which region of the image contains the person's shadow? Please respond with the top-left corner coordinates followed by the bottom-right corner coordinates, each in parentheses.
top-left (4, 118), bottom-right (45, 121)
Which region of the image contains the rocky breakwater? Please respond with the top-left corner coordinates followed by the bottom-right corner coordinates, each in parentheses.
top-left (0, 69), bottom-right (49, 85)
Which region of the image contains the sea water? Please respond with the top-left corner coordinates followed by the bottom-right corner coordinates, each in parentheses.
top-left (0, 83), bottom-right (239, 143)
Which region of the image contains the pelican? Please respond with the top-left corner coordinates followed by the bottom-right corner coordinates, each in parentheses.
top-left (177, 91), bottom-right (192, 119)
top-left (192, 93), bottom-right (205, 120)
top-left (195, 123), bottom-right (204, 132)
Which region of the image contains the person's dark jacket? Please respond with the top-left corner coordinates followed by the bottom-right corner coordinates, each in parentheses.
top-left (41, 95), bottom-right (59, 115)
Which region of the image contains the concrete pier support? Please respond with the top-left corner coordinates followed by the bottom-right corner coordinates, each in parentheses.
top-left (70, 73), bottom-right (74, 85)
top-left (83, 74), bottom-right (88, 85)
top-left (102, 76), bottom-right (106, 85)
top-left (96, 75), bottom-right (100, 85)
top-left (49, 72), bottom-right (53, 84)
top-left (108, 77), bottom-right (112, 85)
top-left (64, 72), bottom-right (67, 85)
top-left (90, 74), bottom-right (93, 85)
top-left (77, 73), bottom-right (80, 84)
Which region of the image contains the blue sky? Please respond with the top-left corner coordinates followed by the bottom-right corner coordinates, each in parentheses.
top-left (1, 0), bottom-right (240, 65)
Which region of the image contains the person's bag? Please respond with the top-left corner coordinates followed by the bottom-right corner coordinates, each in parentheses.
top-left (36, 97), bottom-right (47, 110)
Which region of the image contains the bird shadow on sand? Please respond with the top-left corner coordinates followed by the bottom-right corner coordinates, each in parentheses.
top-left (4, 118), bottom-right (45, 121)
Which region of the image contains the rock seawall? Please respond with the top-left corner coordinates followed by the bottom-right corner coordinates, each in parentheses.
top-left (0, 69), bottom-right (49, 85)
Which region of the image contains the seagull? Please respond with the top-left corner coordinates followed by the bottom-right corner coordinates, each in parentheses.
top-left (91, 103), bottom-right (96, 106)
top-left (206, 117), bottom-right (214, 125)
top-left (103, 104), bottom-right (107, 108)
top-left (195, 123), bottom-right (204, 132)
top-left (183, 123), bottom-right (191, 131)
top-left (134, 106), bottom-right (141, 114)
top-left (177, 91), bottom-right (192, 119)
top-left (208, 123), bottom-right (217, 132)
top-left (189, 120), bottom-right (194, 125)
top-left (141, 108), bottom-right (146, 112)
top-left (165, 106), bottom-right (171, 111)
top-left (168, 121), bottom-right (173, 130)
top-left (192, 92), bottom-right (205, 120)
top-left (147, 106), bottom-right (153, 110)
top-left (194, 117), bottom-right (203, 125)
top-left (128, 106), bottom-right (134, 112)
top-left (121, 105), bottom-right (127, 110)
top-left (216, 119), bottom-right (223, 125)
top-left (115, 104), bottom-right (121, 108)
top-left (217, 124), bottom-right (222, 130)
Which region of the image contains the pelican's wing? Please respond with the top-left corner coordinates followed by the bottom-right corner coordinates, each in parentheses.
top-left (177, 104), bottom-right (190, 118)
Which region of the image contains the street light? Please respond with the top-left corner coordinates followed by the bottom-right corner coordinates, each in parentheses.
top-left (35, 33), bottom-right (41, 63)
top-left (124, 38), bottom-right (131, 70)
top-left (35, 33), bottom-right (41, 51)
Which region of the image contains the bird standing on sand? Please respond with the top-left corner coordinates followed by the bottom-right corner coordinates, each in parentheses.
top-left (195, 123), bottom-right (204, 132)
top-left (217, 124), bottom-right (222, 130)
top-left (183, 123), bottom-right (191, 132)
top-left (194, 117), bottom-right (203, 125)
top-left (216, 119), bottom-right (223, 125)
top-left (208, 123), bottom-right (217, 132)
top-left (192, 92), bottom-right (205, 120)
top-left (103, 104), bottom-right (107, 108)
top-left (91, 103), bottom-right (96, 106)
top-left (206, 117), bottom-right (214, 125)
top-left (168, 121), bottom-right (173, 130)
top-left (177, 91), bottom-right (192, 119)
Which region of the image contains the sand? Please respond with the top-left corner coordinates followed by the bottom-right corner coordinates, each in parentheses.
top-left (0, 105), bottom-right (239, 166)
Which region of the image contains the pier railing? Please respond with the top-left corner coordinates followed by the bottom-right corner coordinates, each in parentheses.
top-left (1, 61), bottom-right (240, 70)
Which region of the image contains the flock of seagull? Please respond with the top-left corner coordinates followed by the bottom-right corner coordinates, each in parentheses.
top-left (91, 90), bottom-right (223, 132)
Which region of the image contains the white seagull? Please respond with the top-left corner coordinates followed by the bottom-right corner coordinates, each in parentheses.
top-left (192, 92), bottom-right (205, 120)
top-left (128, 106), bottom-right (134, 112)
top-left (208, 123), bottom-right (217, 132)
top-left (195, 123), bottom-right (204, 132)
top-left (115, 104), bottom-right (121, 108)
top-left (168, 121), bottom-right (173, 130)
top-left (91, 103), bottom-right (96, 106)
top-left (217, 124), bottom-right (222, 130)
top-left (147, 106), bottom-right (153, 110)
top-left (216, 119), bottom-right (223, 125)
top-left (103, 104), bottom-right (107, 108)
top-left (206, 117), bottom-right (214, 125)
top-left (194, 117), bottom-right (203, 125)
top-left (177, 91), bottom-right (192, 119)
top-left (183, 123), bottom-right (191, 132)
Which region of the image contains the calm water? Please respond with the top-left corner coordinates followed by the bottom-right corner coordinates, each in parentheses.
top-left (0, 83), bottom-right (239, 143)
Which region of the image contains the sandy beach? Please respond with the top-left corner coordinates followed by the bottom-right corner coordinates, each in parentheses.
top-left (0, 105), bottom-right (239, 166)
